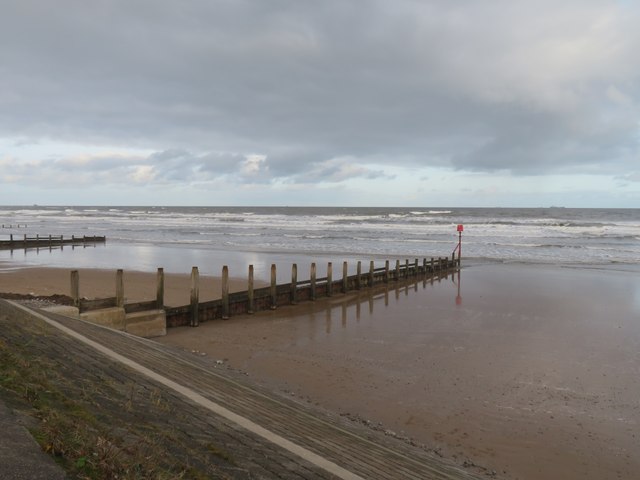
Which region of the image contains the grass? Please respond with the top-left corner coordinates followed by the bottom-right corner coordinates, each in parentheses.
top-left (0, 308), bottom-right (235, 479)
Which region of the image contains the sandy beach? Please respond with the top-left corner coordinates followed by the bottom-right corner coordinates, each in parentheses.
top-left (2, 261), bottom-right (639, 479)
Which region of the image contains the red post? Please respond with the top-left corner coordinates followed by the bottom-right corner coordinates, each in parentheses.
top-left (456, 224), bottom-right (464, 262)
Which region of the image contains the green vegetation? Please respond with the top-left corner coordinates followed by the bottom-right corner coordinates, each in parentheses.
top-left (0, 309), bottom-right (234, 479)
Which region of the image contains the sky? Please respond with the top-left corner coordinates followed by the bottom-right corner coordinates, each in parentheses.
top-left (1, 0), bottom-right (639, 208)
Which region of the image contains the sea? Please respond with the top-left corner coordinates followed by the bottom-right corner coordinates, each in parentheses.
top-left (1, 206), bottom-right (638, 281)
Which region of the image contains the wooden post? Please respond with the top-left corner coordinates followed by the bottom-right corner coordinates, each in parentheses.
top-left (222, 265), bottom-right (230, 319)
top-left (248, 265), bottom-right (254, 314)
top-left (431, 257), bottom-right (435, 274)
top-left (395, 260), bottom-right (400, 280)
top-left (9, 234), bottom-right (13, 242)
top-left (327, 262), bottom-right (333, 297)
top-left (116, 269), bottom-right (124, 308)
top-left (310, 263), bottom-right (317, 300)
top-left (414, 259), bottom-right (419, 276)
top-left (405, 259), bottom-right (409, 278)
top-left (356, 261), bottom-right (362, 289)
top-left (190, 266), bottom-right (199, 326)
top-left (342, 261), bottom-right (348, 293)
top-left (369, 260), bottom-right (374, 286)
top-left (156, 268), bottom-right (164, 309)
top-left (291, 264), bottom-right (298, 304)
top-left (270, 264), bottom-right (277, 309)
top-left (452, 252), bottom-right (456, 268)
top-left (423, 258), bottom-right (427, 275)
top-left (385, 260), bottom-right (389, 283)
top-left (70, 270), bottom-right (79, 307)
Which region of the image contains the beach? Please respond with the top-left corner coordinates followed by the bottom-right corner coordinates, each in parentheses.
top-left (3, 260), bottom-right (638, 478)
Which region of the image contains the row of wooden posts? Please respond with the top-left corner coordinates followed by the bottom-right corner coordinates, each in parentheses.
top-left (71, 254), bottom-right (461, 328)
top-left (0, 234), bottom-right (106, 250)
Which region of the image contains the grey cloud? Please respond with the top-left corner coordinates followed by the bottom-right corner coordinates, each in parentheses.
top-left (1, 0), bottom-right (639, 181)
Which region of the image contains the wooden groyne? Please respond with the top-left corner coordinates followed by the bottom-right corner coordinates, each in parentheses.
top-left (71, 254), bottom-right (461, 329)
top-left (0, 234), bottom-right (106, 250)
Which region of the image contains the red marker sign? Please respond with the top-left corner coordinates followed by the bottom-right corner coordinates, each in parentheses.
top-left (457, 224), bottom-right (464, 232)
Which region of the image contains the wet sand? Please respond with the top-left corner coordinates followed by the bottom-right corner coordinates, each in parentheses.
top-left (0, 266), bottom-right (252, 307)
top-left (158, 263), bottom-right (640, 480)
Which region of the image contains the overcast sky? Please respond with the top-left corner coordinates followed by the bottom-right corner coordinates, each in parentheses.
top-left (1, 0), bottom-right (639, 207)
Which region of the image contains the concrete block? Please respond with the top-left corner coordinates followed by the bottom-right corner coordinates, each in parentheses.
top-left (125, 309), bottom-right (166, 338)
top-left (42, 305), bottom-right (80, 318)
top-left (80, 307), bottom-right (126, 330)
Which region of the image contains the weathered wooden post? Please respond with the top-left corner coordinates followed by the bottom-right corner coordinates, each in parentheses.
top-left (356, 261), bottom-right (362, 289)
top-left (222, 265), bottom-right (230, 319)
top-left (369, 260), bottom-right (374, 286)
top-left (70, 270), bottom-right (79, 308)
top-left (310, 263), bottom-right (317, 300)
top-left (327, 262), bottom-right (333, 297)
top-left (431, 257), bottom-right (435, 274)
top-left (291, 264), bottom-right (298, 304)
top-left (405, 259), bottom-right (409, 278)
top-left (116, 269), bottom-right (124, 308)
top-left (414, 259), bottom-right (419, 276)
top-left (156, 268), bottom-right (164, 309)
top-left (385, 260), bottom-right (389, 283)
top-left (270, 264), bottom-right (277, 309)
top-left (452, 252), bottom-right (456, 268)
top-left (190, 266), bottom-right (199, 326)
top-left (423, 258), bottom-right (427, 275)
top-left (248, 265), bottom-right (254, 314)
top-left (395, 260), bottom-right (400, 280)
top-left (342, 261), bottom-right (348, 293)
top-left (9, 234), bottom-right (13, 243)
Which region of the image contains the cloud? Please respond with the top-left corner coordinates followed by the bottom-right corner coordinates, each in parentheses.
top-left (616, 172), bottom-right (640, 183)
top-left (1, 0), bottom-right (639, 192)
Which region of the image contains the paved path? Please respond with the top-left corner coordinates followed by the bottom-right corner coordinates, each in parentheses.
top-left (0, 399), bottom-right (66, 480)
top-left (5, 300), bottom-right (481, 479)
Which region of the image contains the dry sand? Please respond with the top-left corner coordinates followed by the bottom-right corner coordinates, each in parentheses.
top-left (2, 261), bottom-right (639, 479)
top-left (0, 266), bottom-right (251, 307)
